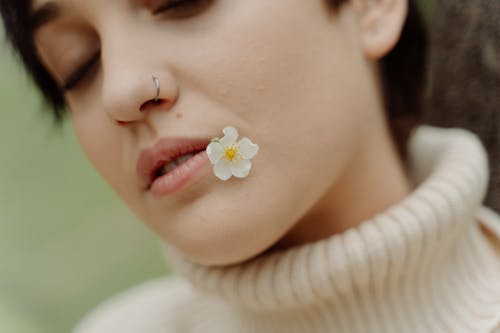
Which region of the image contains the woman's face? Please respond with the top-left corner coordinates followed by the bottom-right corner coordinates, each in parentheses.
top-left (33, 0), bottom-right (390, 265)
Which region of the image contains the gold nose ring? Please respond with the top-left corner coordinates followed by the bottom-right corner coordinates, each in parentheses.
top-left (152, 75), bottom-right (160, 102)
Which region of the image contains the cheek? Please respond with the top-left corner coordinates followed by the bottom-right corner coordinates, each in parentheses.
top-left (157, 2), bottom-right (374, 263)
top-left (71, 108), bottom-right (132, 198)
top-left (184, 2), bottom-right (370, 189)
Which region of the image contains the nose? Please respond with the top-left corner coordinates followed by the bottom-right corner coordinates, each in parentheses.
top-left (101, 54), bottom-right (179, 125)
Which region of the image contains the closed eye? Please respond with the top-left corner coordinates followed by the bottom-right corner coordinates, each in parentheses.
top-left (151, 0), bottom-right (214, 18)
top-left (62, 51), bottom-right (100, 92)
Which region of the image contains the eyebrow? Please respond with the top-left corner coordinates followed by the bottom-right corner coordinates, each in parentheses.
top-left (30, 1), bottom-right (61, 31)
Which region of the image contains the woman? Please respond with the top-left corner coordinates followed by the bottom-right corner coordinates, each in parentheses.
top-left (1, 0), bottom-right (499, 332)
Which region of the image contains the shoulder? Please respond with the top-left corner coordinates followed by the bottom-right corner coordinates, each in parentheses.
top-left (72, 275), bottom-right (196, 333)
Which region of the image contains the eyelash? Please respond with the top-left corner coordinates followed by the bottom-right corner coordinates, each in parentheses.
top-left (62, 52), bottom-right (100, 92)
top-left (152, 0), bottom-right (211, 16)
top-left (62, 0), bottom-right (212, 92)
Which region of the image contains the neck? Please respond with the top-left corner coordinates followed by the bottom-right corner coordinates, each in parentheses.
top-left (270, 120), bottom-right (411, 251)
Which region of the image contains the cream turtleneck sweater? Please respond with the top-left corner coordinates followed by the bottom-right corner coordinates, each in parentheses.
top-left (74, 126), bottom-right (500, 333)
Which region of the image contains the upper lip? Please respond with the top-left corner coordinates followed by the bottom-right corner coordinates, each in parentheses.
top-left (137, 137), bottom-right (211, 190)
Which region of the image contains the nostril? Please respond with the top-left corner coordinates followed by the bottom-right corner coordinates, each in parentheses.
top-left (116, 120), bottom-right (130, 126)
top-left (140, 98), bottom-right (167, 112)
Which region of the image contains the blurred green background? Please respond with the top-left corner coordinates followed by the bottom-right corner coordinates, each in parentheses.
top-left (0, 1), bottom-right (433, 332)
top-left (0, 43), bottom-right (169, 332)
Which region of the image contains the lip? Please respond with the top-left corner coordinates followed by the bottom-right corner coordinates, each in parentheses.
top-left (137, 137), bottom-right (211, 196)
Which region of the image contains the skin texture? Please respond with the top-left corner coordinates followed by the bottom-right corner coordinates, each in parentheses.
top-left (33, 0), bottom-right (410, 266)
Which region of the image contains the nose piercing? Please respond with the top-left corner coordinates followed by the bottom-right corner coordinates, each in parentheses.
top-left (152, 75), bottom-right (160, 102)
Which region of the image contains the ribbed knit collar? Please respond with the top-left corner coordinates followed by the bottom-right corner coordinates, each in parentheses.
top-left (163, 126), bottom-right (500, 332)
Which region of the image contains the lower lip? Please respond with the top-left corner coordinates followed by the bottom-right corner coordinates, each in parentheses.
top-left (150, 150), bottom-right (209, 198)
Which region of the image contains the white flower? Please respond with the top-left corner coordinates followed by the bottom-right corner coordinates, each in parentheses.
top-left (206, 126), bottom-right (259, 181)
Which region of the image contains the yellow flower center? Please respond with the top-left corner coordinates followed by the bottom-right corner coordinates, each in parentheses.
top-left (224, 145), bottom-right (239, 161)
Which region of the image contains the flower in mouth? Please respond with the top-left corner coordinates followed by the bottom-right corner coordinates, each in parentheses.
top-left (206, 126), bottom-right (259, 180)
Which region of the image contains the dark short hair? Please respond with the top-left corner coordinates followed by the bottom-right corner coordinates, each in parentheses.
top-left (0, 0), bottom-right (66, 121)
top-left (1, 0), bottom-right (428, 162)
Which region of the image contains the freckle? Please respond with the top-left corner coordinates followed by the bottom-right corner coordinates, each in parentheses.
top-left (176, 113), bottom-right (183, 119)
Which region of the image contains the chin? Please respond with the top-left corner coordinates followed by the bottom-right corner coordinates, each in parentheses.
top-left (185, 247), bottom-right (261, 267)
top-left (164, 211), bottom-right (280, 267)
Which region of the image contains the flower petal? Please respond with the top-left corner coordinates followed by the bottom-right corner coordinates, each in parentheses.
top-left (231, 159), bottom-right (251, 178)
top-left (223, 126), bottom-right (238, 141)
top-left (213, 159), bottom-right (232, 180)
top-left (206, 142), bottom-right (224, 164)
top-left (220, 126), bottom-right (238, 146)
top-left (237, 137), bottom-right (259, 160)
